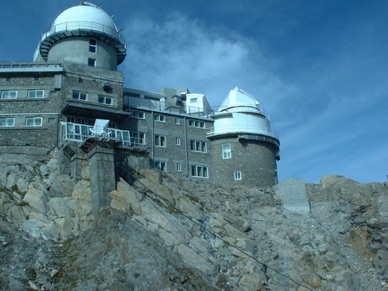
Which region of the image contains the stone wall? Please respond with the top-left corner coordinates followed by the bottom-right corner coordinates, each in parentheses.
top-left (211, 137), bottom-right (278, 187)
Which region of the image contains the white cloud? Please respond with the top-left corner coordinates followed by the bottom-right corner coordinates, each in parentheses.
top-left (120, 12), bottom-right (290, 109)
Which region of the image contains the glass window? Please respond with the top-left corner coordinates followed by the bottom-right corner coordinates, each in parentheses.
top-left (188, 119), bottom-right (205, 128)
top-left (1, 90), bottom-right (17, 99)
top-left (176, 163), bottom-right (182, 172)
top-left (175, 117), bottom-right (181, 124)
top-left (89, 39), bottom-right (97, 53)
top-left (222, 143), bottom-right (232, 159)
top-left (130, 131), bottom-right (146, 146)
top-left (0, 117), bottom-right (15, 127)
top-left (72, 91), bottom-right (87, 100)
top-left (190, 140), bottom-right (207, 152)
top-left (154, 114), bottom-right (165, 122)
top-left (130, 110), bottom-right (145, 119)
top-left (27, 89), bottom-right (44, 98)
top-left (234, 171), bottom-right (242, 180)
top-left (191, 165), bottom-right (208, 178)
top-left (155, 161), bottom-right (167, 172)
top-left (155, 135), bottom-right (166, 147)
top-left (98, 96), bottom-right (112, 105)
top-left (88, 58), bottom-right (96, 67)
top-left (176, 137), bottom-right (181, 146)
top-left (25, 117), bottom-right (42, 127)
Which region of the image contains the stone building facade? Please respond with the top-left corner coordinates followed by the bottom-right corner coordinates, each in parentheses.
top-left (0, 2), bottom-right (280, 189)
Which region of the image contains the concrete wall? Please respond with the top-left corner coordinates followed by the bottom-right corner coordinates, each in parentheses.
top-left (48, 37), bottom-right (118, 70)
top-left (88, 142), bottom-right (116, 216)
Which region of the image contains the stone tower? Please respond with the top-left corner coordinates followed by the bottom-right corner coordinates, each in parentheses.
top-left (33, 1), bottom-right (126, 70)
top-left (208, 87), bottom-right (280, 187)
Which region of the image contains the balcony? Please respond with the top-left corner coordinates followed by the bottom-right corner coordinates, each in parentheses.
top-left (59, 122), bottom-right (145, 148)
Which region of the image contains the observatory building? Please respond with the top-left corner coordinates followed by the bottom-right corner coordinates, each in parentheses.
top-left (0, 2), bottom-right (280, 191)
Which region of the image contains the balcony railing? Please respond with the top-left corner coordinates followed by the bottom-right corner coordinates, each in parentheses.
top-left (59, 122), bottom-right (145, 148)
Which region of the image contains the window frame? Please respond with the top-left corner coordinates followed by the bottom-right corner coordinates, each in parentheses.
top-left (25, 117), bottom-right (43, 127)
top-left (88, 58), bottom-right (96, 67)
top-left (190, 140), bottom-right (207, 153)
top-left (130, 110), bottom-right (145, 119)
top-left (0, 117), bottom-right (15, 127)
top-left (155, 161), bottom-right (167, 172)
top-left (176, 163), bottom-right (182, 172)
top-left (98, 96), bottom-right (112, 105)
top-left (191, 165), bottom-right (209, 178)
top-left (1, 90), bottom-right (17, 99)
top-left (89, 39), bottom-right (97, 53)
top-left (72, 90), bottom-right (88, 101)
top-left (130, 131), bottom-right (146, 146)
top-left (222, 143), bottom-right (232, 159)
top-left (188, 119), bottom-right (205, 128)
top-left (154, 134), bottom-right (166, 147)
top-left (27, 89), bottom-right (45, 98)
top-left (154, 113), bottom-right (165, 122)
top-left (175, 117), bottom-right (181, 125)
top-left (176, 137), bottom-right (181, 146)
top-left (234, 171), bottom-right (242, 180)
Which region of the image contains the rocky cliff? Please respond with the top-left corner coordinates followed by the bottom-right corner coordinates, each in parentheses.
top-left (0, 149), bottom-right (387, 290)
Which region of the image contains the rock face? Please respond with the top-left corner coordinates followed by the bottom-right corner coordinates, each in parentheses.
top-left (0, 150), bottom-right (387, 290)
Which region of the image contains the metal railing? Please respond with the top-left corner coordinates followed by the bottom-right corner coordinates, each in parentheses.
top-left (206, 125), bottom-right (279, 140)
top-left (123, 96), bottom-right (214, 118)
top-left (59, 122), bottom-right (145, 148)
top-left (41, 21), bottom-right (126, 47)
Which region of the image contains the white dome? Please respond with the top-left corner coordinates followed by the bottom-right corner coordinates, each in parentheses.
top-left (51, 2), bottom-right (119, 38)
top-left (219, 87), bottom-right (259, 112)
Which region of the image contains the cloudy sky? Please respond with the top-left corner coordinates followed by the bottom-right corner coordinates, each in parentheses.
top-left (1, 0), bottom-right (387, 183)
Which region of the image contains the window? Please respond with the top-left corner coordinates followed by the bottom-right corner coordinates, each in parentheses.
top-left (176, 137), bottom-right (181, 146)
top-left (190, 140), bottom-right (207, 152)
top-left (129, 110), bottom-right (145, 119)
top-left (175, 117), bottom-right (181, 124)
top-left (222, 143), bottom-right (232, 159)
top-left (89, 39), bottom-right (97, 53)
top-left (191, 165), bottom-right (208, 178)
top-left (188, 119), bottom-right (205, 128)
top-left (72, 90), bottom-right (87, 101)
top-left (1, 90), bottom-right (17, 99)
top-left (98, 96), bottom-right (112, 105)
top-left (155, 161), bottom-right (167, 172)
top-left (0, 117), bottom-right (15, 127)
top-left (26, 117), bottom-right (42, 127)
top-left (234, 171), bottom-right (242, 180)
top-left (27, 89), bottom-right (44, 98)
top-left (154, 114), bottom-right (165, 122)
top-left (176, 163), bottom-right (182, 172)
top-left (130, 131), bottom-right (146, 146)
top-left (155, 135), bottom-right (166, 147)
top-left (88, 58), bottom-right (96, 67)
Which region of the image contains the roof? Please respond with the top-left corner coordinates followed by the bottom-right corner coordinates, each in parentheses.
top-left (52, 2), bottom-right (119, 38)
top-left (218, 87), bottom-right (260, 112)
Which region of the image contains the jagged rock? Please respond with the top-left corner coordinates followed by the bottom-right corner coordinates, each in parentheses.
top-left (49, 174), bottom-right (73, 197)
top-left (23, 182), bottom-right (49, 213)
top-left (109, 178), bottom-right (142, 215)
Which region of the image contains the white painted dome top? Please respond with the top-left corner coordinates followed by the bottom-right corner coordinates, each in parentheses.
top-left (218, 87), bottom-right (260, 112)
top-left (51, 2), bottom-right (119, 37)
top-left (35, 1), bottom-right (126, 64)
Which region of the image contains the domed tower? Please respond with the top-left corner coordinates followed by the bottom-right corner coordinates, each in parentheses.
top-left (34, 2), bottom-right (126, 70)
top-left (208, 87), bottom-right (280, 187)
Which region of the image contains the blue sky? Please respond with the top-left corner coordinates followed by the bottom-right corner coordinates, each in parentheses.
top-left (1, 0), bottom-right (387, 183)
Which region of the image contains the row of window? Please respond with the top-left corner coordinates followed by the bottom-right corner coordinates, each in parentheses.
top-left (0, 117), bottom-right (42, 127)
top-left (154, 162), bottom-right (242, 180)
top-left (72, 90), bottom-right (113, 105)
top-left (1, 89), bottom-right (44, 99)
